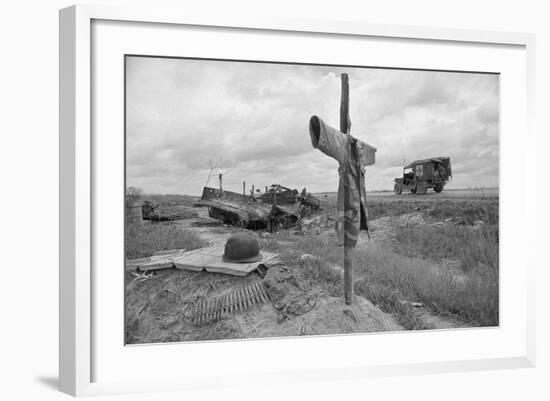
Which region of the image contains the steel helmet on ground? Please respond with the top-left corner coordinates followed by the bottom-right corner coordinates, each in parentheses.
top-left (222, 232), bottom-right (263, 263)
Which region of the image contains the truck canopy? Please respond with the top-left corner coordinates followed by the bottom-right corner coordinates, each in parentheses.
top-left (404, 156), bottom-right (452, 177)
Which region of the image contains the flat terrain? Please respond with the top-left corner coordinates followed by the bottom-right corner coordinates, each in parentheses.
top-left (318, 187), bottom-right (498, 201)
top-left (125, 188), bottom-right (499, 344)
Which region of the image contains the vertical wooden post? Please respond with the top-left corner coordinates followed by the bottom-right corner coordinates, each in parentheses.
top-left (219, 173), bottom-right (223, 190)
top-left (243, 181), bottom-right (246, 199)
top-left (340, 73), bottom-right (354, 305)
top-left (340, 73), bottom-right (351, 134)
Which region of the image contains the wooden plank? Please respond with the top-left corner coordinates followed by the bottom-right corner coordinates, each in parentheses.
top-left (137, 260), bottom-right (174, 272)
top-left (173, 245), bottom-right (279, 276)
top-left (205, 252), bottom-right (279, 276)
top-left (125, 256), bottom-right (152, 269)
top-left (129, 249), bottom-right (189, 272)
top-left (173, 246), bottom-right (222, 272)
top-left (126, 249), bottom-right (187, 271)
top-left (153, 248), bottom-right (187, 256)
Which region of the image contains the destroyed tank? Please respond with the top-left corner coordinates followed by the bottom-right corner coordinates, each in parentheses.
top-left (194, 185), bottom-right (321, 231)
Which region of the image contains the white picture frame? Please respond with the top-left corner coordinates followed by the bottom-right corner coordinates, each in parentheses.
top-left (59, 4), bottom-right (536, 397)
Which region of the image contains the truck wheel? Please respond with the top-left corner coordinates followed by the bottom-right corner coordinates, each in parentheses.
top-left (394, 183), bottom-right (402, 195)
top-left (416, 181), bottom-right (427, 194)
top-left (434, 183), bottom-right (444, 193)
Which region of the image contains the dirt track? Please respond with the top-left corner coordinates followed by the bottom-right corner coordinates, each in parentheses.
top-left (369, 188), bottom-right (498, 200)
top-left (316, 188), bottom-right (498, 203)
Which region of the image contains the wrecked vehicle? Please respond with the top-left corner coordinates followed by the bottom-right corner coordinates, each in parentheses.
top-left (259, 185), bottom-right (321, 211)
top-left (141, 200), bottom-right (196, 221)
top-left (194, 185), bottom-right (321, 230)
top-left (141, 200), bottom-right (160, 220)
top-left (194, 187), bottom-right (272, 229)
top-left (394, 157), bottom-right (452, 194)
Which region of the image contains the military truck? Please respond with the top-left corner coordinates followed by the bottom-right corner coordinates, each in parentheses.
top-left (394, 157), bottom-right (452, 195)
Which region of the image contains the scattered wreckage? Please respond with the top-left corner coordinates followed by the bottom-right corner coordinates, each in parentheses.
top-left (125, 199), bottom-right (198, 222)
top-left (394, 156), bottom-right (452, 195)
top-left (125, 235), bottom-right (316, 328)
top-left (194, 184), bottom-right (321, 231)
top-left (140, 200), bottom-right (187, 221)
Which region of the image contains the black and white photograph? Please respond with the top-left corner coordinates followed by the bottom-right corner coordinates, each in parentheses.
top-left (3, 0), bottom-right (548, 398)
top-left (124, 56), bottom-right (499, 344)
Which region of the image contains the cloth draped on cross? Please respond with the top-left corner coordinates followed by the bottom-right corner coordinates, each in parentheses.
top-left (309, 116), bottom-right (376, 248)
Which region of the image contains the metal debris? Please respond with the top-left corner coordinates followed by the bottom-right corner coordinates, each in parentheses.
top-left (400, 300), bottom-right (424, 308)
top-left (130, 270), bottom-right (154, 282)
top-left (141, 200), bottom-right (198, 221)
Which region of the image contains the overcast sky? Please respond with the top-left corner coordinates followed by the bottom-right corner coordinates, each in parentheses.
top-left (126, 56), bottom-right (499, 195)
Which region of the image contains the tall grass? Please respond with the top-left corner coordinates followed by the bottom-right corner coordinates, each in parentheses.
top-left (393, 224), bottom-right (499, 273)
top-left (262, 232), bottom-right (343, 297)
top-left (263, 228), bottom-right (498, 328)
top-left (352, 247), bottom-right (498, 327)
top-left (368, 199), bottom-right (498, 225)
top-left (125, 221), bottom-right (207, 259)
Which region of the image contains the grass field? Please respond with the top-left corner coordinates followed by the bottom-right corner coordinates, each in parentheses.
top-left (263, 195), bottom-right (499, 329)
top-left (353, 241), bottom-right (498, 328)
top-left (125, 220), bottom-right (207, 259)
top-left (125, 190), bottom-right (499, 337)
top-left (263, 225), bottom-right (498, 328)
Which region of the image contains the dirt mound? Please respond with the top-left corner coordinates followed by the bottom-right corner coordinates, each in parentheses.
top-left (125, 261), bottom-right (402, 344)
top-left (244, 295), bottom-right (402, 338)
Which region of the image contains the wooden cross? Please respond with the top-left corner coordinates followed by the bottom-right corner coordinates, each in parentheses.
top-left (309, 73), bottom-right (375, 305)
top-left (340, 73), bottom-right (354, 305)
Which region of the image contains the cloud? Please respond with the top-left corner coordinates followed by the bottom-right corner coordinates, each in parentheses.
top-left (126, 57), bottom-right (499, 194)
